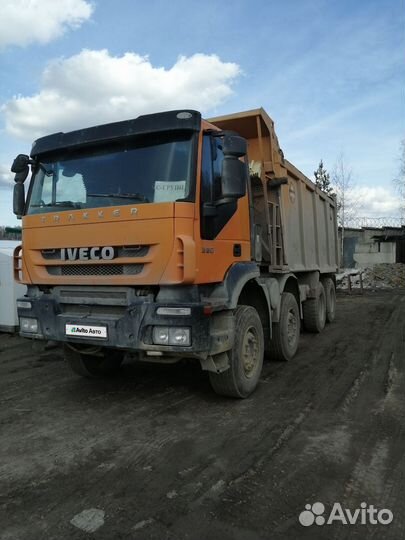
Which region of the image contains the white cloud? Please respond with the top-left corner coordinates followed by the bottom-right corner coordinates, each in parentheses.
top-left (0, 0), bottom-right (93, 49)
top-left (350, 187), bottom-right (401, 217)
top-left (2, 49), bottom-right (241, 140)
top-left (0, 162), bottom-right (14, 189)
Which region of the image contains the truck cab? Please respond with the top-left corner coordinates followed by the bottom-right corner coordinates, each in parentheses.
top-left (12, 108), bottom-right (338, 397)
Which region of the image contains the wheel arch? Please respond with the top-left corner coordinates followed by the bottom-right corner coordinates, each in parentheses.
top-left (237, 278), bottom-right (272, 346)
top-left (282, 276), bottom-right (300, 303)
top-left (206, 263), bottom-right (272, 346)
top-left (261, 273), bottom-right (300, 322)
top-left (206, 262), bottom-right (261, 310)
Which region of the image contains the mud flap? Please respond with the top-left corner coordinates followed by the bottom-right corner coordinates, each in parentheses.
top-left (200, 352), bottom-right (230, 373)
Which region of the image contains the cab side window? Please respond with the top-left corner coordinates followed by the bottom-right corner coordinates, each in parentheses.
top-left (201, 136), bottom-right (224, 204)
top-left (201, 135), bottom-right (213, 203)
top-left (212, 138), bottom-right (224, 200)
top-left (200, 134), bottom-right (237, 240)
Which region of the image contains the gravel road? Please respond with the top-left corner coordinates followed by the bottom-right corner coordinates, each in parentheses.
top-left (1, 290), bottom-right (404, 539)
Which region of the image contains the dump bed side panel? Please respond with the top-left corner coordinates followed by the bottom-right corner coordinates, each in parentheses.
top-left (280, 165), bottom-right (338, 272)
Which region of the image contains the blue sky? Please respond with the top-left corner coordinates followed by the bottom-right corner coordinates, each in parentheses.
top-left (1, 0), bottom-right (404, 225)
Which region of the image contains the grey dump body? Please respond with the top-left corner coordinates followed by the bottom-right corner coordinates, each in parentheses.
top-left (209, 108), bottom-right (339, 274)
top-left (280, 158), bottom-right (339, 273)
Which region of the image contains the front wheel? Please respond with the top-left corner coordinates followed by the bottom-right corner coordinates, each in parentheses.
top-left (209, 306), bottom-right (264, 398)
top-left (64, 345), bottom-right (124, 378)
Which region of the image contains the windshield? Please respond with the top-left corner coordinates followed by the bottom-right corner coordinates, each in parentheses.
top-left (27, 133), bottom-right (195, 214)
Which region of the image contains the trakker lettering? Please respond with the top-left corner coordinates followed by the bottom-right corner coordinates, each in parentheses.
top-left (61, 247), bottom-right (115, 261)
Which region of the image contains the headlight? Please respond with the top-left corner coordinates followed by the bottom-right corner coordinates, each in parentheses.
top-left (20, 317), bottom-right (38, 333)
top-left (152, 327), bottom-right (191, 346)
top-left (17, 300), bottom-right (32, 309)
top-left (153, 326), bottom-right (169, 345)
top-left (169, 327), bottom-right (190, 346)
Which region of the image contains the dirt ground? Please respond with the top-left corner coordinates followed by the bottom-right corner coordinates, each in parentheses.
top-left (0, 290), bottom-right (404, 540)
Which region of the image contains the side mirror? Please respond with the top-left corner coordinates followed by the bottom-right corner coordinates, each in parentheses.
top-left (220, 135), bottom-right (247, 199)
top-left (222, 135), bottom-right (247, 158)
top-left (11, 154), bottom-right (31, 174)
top-left (221, 158), bottom-right (247, 199)
top-left (13, 183), bottom-right (25, 217)
top-left (11, 154), bottom-right (31, 217)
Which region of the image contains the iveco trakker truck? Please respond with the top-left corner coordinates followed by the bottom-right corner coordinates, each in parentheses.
top-left (11, 108), bottom-right (338, 397)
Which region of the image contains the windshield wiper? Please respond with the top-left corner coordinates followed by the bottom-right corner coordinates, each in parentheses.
top-left (88, 193), bottom-right (150, 203)
top-left (30, 201), bottom-right (82, 208)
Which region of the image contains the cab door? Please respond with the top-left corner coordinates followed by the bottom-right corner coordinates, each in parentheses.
top-left (195, 133), bottom-right (251, 284)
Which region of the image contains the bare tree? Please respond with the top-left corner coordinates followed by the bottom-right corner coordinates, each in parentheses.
top-left (393, 139), bottom-right (405, 217)
top-left (331, 153), bottom-right (362, 263)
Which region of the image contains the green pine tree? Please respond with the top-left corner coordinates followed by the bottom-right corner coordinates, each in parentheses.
top-left (314, 160), bottom-right (333, 195)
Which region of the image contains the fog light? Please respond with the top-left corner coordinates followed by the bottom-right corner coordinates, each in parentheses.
top-left (20, 317), bottom-right (38, 333)
top-left (169, 327), bottom-right (190, 346)
top-left (17, 300), bottom-right (32, 309)
top-left (153, 326), bottom-right (169, 345)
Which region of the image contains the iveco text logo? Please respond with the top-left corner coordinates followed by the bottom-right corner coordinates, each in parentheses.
top-left (61, 247), bottom-right (115, 261)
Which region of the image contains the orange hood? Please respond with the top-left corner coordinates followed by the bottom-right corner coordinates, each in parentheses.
top-left (21, 202), bottom-right (195, 286)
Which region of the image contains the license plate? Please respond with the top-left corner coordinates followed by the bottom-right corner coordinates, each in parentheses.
top-left (65, 324), bottom-right (108, 339)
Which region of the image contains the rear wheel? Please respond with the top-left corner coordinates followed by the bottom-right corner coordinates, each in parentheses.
top-left (303, 282), bottom-right (326, 333)
top-left (322, 277), bottom-right (336, 323)
top-left (209, 306), bottom-right (264, 398)
top-left (268, 292), bottom-right (300, 361)
top-left (64, 345), bottom-right (124, 378)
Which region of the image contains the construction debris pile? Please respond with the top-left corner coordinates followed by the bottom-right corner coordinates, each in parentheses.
top-left (337, 263), bottom-right (405, 290)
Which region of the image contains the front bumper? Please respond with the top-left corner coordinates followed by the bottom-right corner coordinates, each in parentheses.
top-left (17, 286), bottom-right (232, 359)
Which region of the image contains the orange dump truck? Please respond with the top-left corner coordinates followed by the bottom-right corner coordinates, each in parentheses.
top-left (11, 108), bottom-right (338, 397)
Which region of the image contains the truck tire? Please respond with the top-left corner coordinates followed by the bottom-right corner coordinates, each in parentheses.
top-left (209, 306), bottom-right (264, 398)
top-left (303, 282), bottom-right (326, 333)
top-left (268, 292), bottom-right (300, 361)
top-left (64, 345), bottom-right (124, 378)
top-left (322, 277), bottom-right (336, 323)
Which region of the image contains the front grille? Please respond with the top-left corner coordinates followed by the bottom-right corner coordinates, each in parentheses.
top-left (47, 264), bottom-right (144, 276)
top-left (60, 304), bottom-right (127, 316)
top-left (41, 249), bottom-right (60, 260)
top-left (41, 245), bottom-right (149, 260)
top-left (59, 289), bottom-right (128, 300)
top-left (117, 246), bottom-right (149, 257)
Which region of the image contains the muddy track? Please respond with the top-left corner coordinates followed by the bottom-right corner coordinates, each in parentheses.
top-left (0, 290), bottom-right (404, 539)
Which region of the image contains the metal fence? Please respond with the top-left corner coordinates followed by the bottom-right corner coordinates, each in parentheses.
top-left (344, 217), bottom-right (405, 229)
